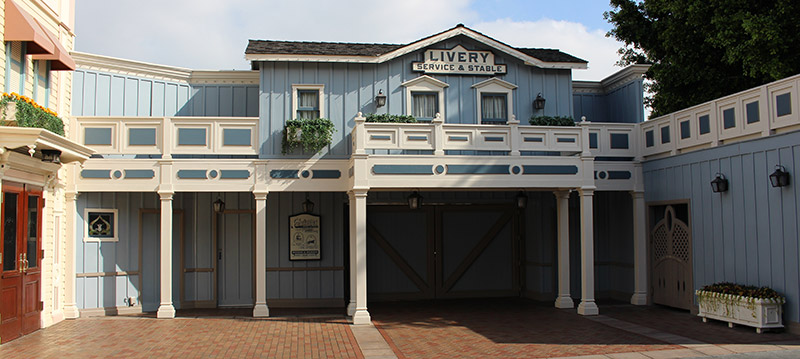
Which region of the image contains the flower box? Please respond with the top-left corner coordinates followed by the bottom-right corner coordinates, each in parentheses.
top-left (696, 289), bottom-right (784, 333)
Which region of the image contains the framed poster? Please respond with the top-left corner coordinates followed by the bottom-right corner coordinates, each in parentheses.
top-left (289, 213), bottom-right (321, 260)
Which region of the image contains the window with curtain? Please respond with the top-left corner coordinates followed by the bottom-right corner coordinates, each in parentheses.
top-left (296, 89), bottom-right (320, 119)
top-left (6, 42), bottom-right (25, 94)
top-left (481, 93), bottom-right (507, 124)
top-left (412, 92), bottom-right (438, 121)
top-left (34, 60), bottom-right (50, 107)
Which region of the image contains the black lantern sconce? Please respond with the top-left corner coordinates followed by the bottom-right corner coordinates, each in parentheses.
top-left (302, 198), bottom-right (315, 213)
top-left (710, 173), bottom-right (728, 193)
top-left (515, 191), bottom-right (528, 209)
top-left (375, 89), bottom-right (387, 108)
top-left (533, 93), bottom-right (546, 110)
top-left (41, 149), bottom-right (62, 163)
top-left (213, 198), bottom-right (226, 214)
top-left (407, 191), bottom-right (423, 210)
top-left (769, 165), bottom-right (790, 188)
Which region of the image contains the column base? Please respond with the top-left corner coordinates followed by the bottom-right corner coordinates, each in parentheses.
top-left (63, 305), bottom-right (80, 319)
top-left (346, 301), bottom-right (356, 317)
top-left (630, 292), bottom-right (647, 306)
top-left (157, 304), bottom-right (176, 318)
top-left (253, 303), bottom-right (269, 317)
top-left (577, 300), bottom-right (599, 316)
top-left (352, 310), bottom-right (371, 325)
top-left (554, 296), bottom-right (574, 309)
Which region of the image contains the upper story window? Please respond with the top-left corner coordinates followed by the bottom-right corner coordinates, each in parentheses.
top-left (402, 75), bottom-right (448, 122)
top-left (412, 92), bottom-right (439, 121)
top-left (480, 94), bottom-right (507, 124)
top-left (5, 42), bottom-right (26, 94)
top-left (472, 77), bottom-right (516, 124)
top-left (292, 84), bottom-right (325, 119)
top-left (33, 60), bottom-right (50, 107)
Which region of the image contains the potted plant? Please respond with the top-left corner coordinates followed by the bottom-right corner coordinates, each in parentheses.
top-left (696, 282), bottom-right (785, 333)
top-left (281, 118), bottom-right (336, 154)
top-left (364, 113), bottom-right (417, 123)
top-left (0, 92), bottom-right (65, 135)
top-left (529, 115), bottom-right (576, 126)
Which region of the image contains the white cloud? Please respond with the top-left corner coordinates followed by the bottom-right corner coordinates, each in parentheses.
top-left (471, 18), bottom-right (625, 81)
top-left (75, 2), bottom-right (623, 80)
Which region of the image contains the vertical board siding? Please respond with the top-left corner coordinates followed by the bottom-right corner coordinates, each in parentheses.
top-left (573, 80), bottom-right (645, 124)
top-left (72, 69), bottom-right (258, 117)
top-left (258, 36), bottom-right (574, 158)
top-left (643, 131), bottom-right (800, 322)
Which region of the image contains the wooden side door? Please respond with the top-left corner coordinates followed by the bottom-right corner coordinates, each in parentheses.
top-left (1, 183), bottom-right (24, 343)
top-left (651, 205), bottom-right (692, 310)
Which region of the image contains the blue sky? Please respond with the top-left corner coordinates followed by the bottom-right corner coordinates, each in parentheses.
top-left (74, 0), bottom-right (623, 81)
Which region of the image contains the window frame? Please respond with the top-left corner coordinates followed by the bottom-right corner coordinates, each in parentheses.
top-left (291, 84), bottom-right (325, 120)
top-left (410, 91), bottom-right (440, 122)
top-left (84, 208), bottom-right (119, 242)
top-left (472, 77), bottom-right (516, 125)
top-left (5, 41), bottom-right (27, 94)
top-left (402, 75), bottom-right (447, 122)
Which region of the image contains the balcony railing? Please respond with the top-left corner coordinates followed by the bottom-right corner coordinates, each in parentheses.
top-left (74, 116), bottom-right (259, 157)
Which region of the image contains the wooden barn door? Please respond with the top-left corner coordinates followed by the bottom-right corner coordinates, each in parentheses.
top-left (651, 205), bottom-right (692, 310)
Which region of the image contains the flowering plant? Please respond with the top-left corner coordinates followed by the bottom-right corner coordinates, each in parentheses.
top-left (0, 92), bottom-right (65, 135)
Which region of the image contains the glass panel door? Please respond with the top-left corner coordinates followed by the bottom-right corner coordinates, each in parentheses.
top-left (3, 192), bottom-right (18, 272)
top-left (26, 195), bottom-right (39, 269)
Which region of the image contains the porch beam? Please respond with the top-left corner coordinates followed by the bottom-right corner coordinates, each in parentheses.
top-left (577, 187), bottom-right (599, 316)
top-left (157, 191), bottom-right (176, 318)
top-left (348, 189), bottom-right (371, 325)
top-left (253, 191), bottom-right (269, 317)
top-left (630, 191), bottom-right (647, 305)
top-left (554, 190), bottom-right (573, 308)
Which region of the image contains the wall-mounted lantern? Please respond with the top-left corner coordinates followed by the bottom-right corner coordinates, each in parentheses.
top-left (515, 191), bottom-right (528, 209)
top-left (213, 198), bottom-right (226, 214)
top-left (41, 149), bottom-right (62, 163)
top-left (769, 165), bottom-right (790, 187)
top-left (407, 191), bottom-right (422, 210)
top-left (710, 173), bottom-right (728, 193)
top-left (375, 89), bottom-right (387, 108)
top-left (303, 198), bottom-right (315, 213)
top-left (533, 93), bottom-right (546, 110)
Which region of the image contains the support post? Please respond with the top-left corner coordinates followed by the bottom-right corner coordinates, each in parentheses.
top-left (554, 190), bottom-right (573, 308)
top-left (630, 191), bottom-right (648, 305)
top-left (63, 190), bottom-right (80, 318)
top-left (157, 191), bottom-right (176, 318)
top-left (348, 189), bottom-right (371, 325)
top-left (346, 191), bottom-right (357, 316)
top-left (577, 187), bottom-right (598, 316)
top-left (253, 191), bottom-right (269, 317)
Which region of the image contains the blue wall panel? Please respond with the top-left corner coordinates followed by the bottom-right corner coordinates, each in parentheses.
top-left (574, 80), bottom-right (644, 124)
top-left (643, 131), bottom-right (800, 323)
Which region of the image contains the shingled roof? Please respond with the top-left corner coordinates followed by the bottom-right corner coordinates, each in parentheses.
top-left (246, 25), bottom-right (587, 66)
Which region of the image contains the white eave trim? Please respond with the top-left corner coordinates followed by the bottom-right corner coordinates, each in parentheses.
top-left (472, 77), bottom-right (517, 90)
top-left (247, 27), bottom-right (588, 70)
top-left (0, 127), bottom-right (95, 164)
top-left (72, 51), bottom-right (193, 82)
top-left (401, 75), bottom-right (449, 88)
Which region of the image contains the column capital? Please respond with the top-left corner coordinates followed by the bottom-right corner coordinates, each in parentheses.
top-left (158, 191), bottom-right (174, 200)
top-left (554, 190), bottom-right (571, 200)
top-left (579, 187), bottom-right (596, 196)
top-left (348, 188), bottom-right (369, 198)
top-left (253, 191), bottom-right (269, 201)
top-left (65, 191), bottom-right (80, 202)
top-left (630, 190), bottom-right (645, 199)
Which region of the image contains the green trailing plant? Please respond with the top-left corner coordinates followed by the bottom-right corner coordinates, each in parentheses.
top-left (281, 118), bottom-right (336, 154)
top-left (364, 113), bottom-right (417, 123)
top-left (0, 92), bottom-right (65, 135)
top-left (529, 115), bottom-right (576, 127)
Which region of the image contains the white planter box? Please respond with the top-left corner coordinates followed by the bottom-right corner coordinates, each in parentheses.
top-left (696, 290), bottom-right (784, 333)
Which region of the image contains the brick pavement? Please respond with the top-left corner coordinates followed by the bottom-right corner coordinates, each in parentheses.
top-left (0, 315), bottom-right (363, 359)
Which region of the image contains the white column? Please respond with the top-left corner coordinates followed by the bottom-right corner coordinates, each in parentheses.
top-left (63, 191), bottom-right (80, 319)
top-left (554, 191), bottom-right (573, 308)
top-left (346, 191), bottom-right (357, 316)
top-left (157, 191), bottom-right (176, 318)
top-left (253, 192), bottom-right (269, 317)
top-left (630, 191), bottom-right (648, 305)
top-left (577, 188), bottom-right (598, 316)
top-left (349, 189), bottom-right (371, 325)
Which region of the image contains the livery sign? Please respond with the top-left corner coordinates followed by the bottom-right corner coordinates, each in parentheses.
top-left (412, 45), bottom-right (506, 75)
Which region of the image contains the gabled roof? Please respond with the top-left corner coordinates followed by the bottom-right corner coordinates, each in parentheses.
top-left (246, 24), bottom-right (587, 70)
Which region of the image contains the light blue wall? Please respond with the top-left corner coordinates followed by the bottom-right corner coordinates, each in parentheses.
top-left (72, 69), bottom-right (259, 117)
top-left (574, 80), bottom-right (645, 123)
top-left (258, 35), bottom-right (575, 158)
top-left (643, 131), bottom-right (800, 322)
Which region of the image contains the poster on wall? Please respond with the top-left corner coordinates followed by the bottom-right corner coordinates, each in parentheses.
top-left (289, 213), bottom-right (321, 260)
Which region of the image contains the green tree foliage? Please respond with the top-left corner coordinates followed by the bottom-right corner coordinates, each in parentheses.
top-left (605, 0), bottom-right (800, 118)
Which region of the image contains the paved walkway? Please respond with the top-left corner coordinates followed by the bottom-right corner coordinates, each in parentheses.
top-left (1, 299), bottom-right (799, 358)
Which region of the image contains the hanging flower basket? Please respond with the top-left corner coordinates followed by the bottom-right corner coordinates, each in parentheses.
top-left (0, 92), bottom-right (65, 135)
top-left (696, 283), bottom-right (785, 333)
top-left (281, 118), bottom-right (335, 154)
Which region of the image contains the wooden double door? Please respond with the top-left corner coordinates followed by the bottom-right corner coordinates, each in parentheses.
top-left (651, 205), bottom-right (693, 310)
top-left (1, 182), bottom-right (43, 343)
top-left (367, 205), bottom-right (520, 300)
